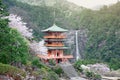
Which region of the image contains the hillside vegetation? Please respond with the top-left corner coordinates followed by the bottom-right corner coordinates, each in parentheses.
top-left (3, 0), bottom-right (120, 70)
top-left (0, 0), bottom-right (29, 65)
top-left (80, 3), bottom-right (120, 69)
top-left (0, 0), bottom-right (60, 79)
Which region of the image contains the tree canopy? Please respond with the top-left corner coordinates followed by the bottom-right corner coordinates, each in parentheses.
top-left (0, 0), bottom-right (29, 64)
top-left (80, 3), bottom-right (120, 69)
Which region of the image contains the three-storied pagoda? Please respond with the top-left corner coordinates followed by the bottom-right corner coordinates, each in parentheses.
top-left (37, 24), bottom-right (73, 63)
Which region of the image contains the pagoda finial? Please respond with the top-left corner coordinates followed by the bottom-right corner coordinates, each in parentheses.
top-left (53, 7), bottom-right (56, 24)
top-left (53, 23), bottom-right (56, 26)
top-left (53, 0), bottom-right (57, 24)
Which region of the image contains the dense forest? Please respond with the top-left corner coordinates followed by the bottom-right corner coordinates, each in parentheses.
top-left (3, 0), bottom-right (83, 39)
top-left (2, 0), bottom-right (120, 73)
top-left (81, 3), bottom-right (120, 70)
top-left (0, 0), bottom-right (62, 80)
top-left (4, 0), bottom-right (120, 70)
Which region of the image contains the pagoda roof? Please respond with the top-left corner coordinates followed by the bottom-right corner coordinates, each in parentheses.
top-left (47, 47), bottom-right (68, 49)
top-left (42, 24), bottom-right (68, 32)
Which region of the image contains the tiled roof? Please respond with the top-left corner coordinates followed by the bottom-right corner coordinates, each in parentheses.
top-left (42, 24), bottom-right (68, 32)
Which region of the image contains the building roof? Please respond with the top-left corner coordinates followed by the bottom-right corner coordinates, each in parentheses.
top-left (47, 47), bottom-right (68, 49)
top-left (42, 24), bottom-right (68, 32)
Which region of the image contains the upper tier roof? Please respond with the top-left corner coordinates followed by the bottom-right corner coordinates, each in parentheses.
top-left (42, 24), bottom-right (68, 32)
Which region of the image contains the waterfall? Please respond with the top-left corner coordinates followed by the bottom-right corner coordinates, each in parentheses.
top-left (75, 30), bottom-right (81, 61)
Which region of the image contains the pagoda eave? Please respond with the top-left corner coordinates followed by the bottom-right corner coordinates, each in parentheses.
top-left (44, 39), bottom-right (66, 42)
top-left (47, 47), bottom-right (68, 49)
top-left (41, 24), bottom-right (68, 32)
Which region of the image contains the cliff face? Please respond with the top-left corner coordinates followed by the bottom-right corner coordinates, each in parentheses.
top-left (66, 29), bottom-right (88, 59)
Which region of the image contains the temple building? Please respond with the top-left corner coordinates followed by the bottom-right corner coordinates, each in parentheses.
top-left (37, 24), bottom-right (73, 63)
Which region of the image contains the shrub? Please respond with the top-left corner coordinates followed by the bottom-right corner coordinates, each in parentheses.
top-left (52, 65), bottom-right (63, 76)
top-left (32, 57), bottom-right (49, 70)
top-left (85, 71), bottom-right (94, 78)
top-left (74, 60), bottom-right (83, 72)
top-left (85, 71), bottom-right (101, 80)
top-left (38, 68), bottom-right (59, 80)
top-left (0, 63), bottom-right (26, 79)
top-left (49, 59), bottom-right (56, 66)
top-left (74, 59), bottom-right (100, 72)
top-left (47, 71), bottom-right (59, 80)
top-left (93, 74), bottom-right (101, 80)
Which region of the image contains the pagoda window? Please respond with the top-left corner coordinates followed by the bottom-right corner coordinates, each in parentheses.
top-left (55, 33), bottom-right (57, 37)
top-left (57, 52), bottom-right (59, 56)
top-left (48, 42), bottom-right (52, 44)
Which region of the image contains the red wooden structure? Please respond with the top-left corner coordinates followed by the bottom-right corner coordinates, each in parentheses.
top-left (37, 24), bottom-right (73, 63)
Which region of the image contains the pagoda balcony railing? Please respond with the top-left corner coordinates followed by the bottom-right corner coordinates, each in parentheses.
top-left (45, 44), bottom-right (64, 47)
top-left (37, 54), bottom-right (73, 59)
top-left (44, 35), bottom-right (66, 39)
top-left (47, 55), bottom-right (73, 59)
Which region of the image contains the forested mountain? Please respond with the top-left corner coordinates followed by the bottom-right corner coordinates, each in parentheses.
top-left (80, 3), bottom-right (120, 69)
top-left (3, 0), bottom-right (120, 70)
top-left (3, 0), bottom-right (83, 39)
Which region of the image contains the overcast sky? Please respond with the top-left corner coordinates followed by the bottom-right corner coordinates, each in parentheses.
top-left (67, 0), bottom-right (119, 10)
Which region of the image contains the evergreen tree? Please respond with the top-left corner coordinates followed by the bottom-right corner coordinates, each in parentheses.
top-left (0, 0), bottom-right (29, 64)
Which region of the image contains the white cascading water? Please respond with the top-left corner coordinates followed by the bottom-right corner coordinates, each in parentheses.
top-left (75, 30), bottom-right (81, 61)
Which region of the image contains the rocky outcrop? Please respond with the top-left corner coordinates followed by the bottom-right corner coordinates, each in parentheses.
top-left (87, 63), bottom-right (110, 75)
top-left (59, 62), bottom-right (87, 80)
top-left (0, 75), bottom-right (14, 80)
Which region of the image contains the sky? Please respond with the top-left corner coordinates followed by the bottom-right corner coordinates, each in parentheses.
top-left (67, 0), bottom-right (119, 10)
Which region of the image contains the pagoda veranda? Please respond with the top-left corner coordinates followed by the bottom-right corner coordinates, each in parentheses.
top-left (37, 24), bottom-right (73, 64)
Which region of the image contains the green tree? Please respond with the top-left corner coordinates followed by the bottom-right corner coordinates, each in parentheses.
top-left (0, 0), bottom-right (29, 64)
